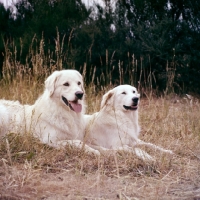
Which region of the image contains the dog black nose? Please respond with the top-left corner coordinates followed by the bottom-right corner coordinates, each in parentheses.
top-left (75, 91), bottom-right (84, 100)
top-left (132, 97), bottom-right (139, 104)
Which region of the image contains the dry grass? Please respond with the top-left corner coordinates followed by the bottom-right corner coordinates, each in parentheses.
top-left (0, 74), bottom-right (200, 200)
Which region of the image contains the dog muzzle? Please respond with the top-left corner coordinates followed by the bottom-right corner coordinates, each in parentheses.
top-left (123, 105), bottom-right (138, 110)
top-left (62, 96), bottom-right (82, 113)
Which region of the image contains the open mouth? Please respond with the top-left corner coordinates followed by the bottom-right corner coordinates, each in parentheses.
top-left (62, 96), bottom-right (82, 113)
top-left (123, 105), bottom-right (138, 110)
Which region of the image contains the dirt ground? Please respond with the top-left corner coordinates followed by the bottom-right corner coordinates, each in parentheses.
top-left (1, 143), bottom-right (200, 200)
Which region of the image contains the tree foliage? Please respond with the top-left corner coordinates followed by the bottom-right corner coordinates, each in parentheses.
top-left (0, 0), bottom-right (200, 93)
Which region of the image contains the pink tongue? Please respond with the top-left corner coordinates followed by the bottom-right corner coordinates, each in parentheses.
top-left (70, 102), bottom-right (82, 113)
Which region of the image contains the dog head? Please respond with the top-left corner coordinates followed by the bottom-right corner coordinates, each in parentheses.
top-left (101, 85), bottom-right (140, 111)
top-left (45, 70), bottom-right (85, 113)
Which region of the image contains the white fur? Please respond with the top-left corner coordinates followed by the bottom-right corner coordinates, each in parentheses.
top-left (84, 85), bottom-right (173, 161)
top-left (0, 70), bottom-right (99, 155)
top-left (0, 103), bottom-right (10, 134)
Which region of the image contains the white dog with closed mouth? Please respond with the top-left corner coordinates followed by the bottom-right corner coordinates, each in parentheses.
top-left (84, 85), bottom-right (173, 161)
top-left (0, 69), bottom-right (99, 154)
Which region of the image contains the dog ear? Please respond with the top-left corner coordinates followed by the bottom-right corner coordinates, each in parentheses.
top-left (45, 71), bottom-right (60, 96)
top-left (100, 90), bottom-right (114, 108)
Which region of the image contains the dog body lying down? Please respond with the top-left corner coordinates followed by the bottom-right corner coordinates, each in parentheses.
top-left (0, 70), bottom-right (99, 155)
top-left (85, 85), bottom-right (173, 161)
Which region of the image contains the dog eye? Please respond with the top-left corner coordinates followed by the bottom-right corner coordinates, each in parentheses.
top-left (122, 92), bottom-right (126, 95)
top-left (77, 81), bottom-right (81, 85)
top-left (64, 82), bottom-right (69, 86)
top-left (133, 91), bottom-right (136, 93)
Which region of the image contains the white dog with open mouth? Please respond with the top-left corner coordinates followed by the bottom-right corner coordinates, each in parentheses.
top-left (84, 85), bottom-right (173, 161)
top-left (0, 70), bottom-right (99, 154)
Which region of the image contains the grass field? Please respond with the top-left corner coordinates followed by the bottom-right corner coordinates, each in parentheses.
top-left (0, 71), bottom-right (200, 200)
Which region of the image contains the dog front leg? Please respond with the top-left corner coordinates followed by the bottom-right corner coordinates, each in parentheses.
top-left (57, 140), bottom-right (100, 156)
top-left (134, 147), bottom-right (155, 161)
top-left (116, 145), bottom-right (155, 162)
top-left (136, 139), bottom-right (173, 154)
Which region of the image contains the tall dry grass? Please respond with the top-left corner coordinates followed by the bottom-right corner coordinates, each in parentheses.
top-left (0, 36), bottom-right (200, 199)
